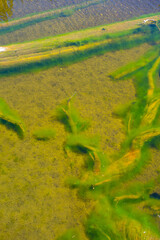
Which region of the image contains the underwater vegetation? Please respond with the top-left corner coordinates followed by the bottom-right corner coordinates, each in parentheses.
top-left (56, 95), bottom-right (107, 174)
top-left (0, 97), bottom-right (25, 136)
top-left (56, 93), bottom-right (89, 134)
top-left (33, 128), bottom-right (56, 140)
top-left (1, 11), bottom-right (160, 240)
top-left (110, 45), bottom-right (160, 80)
top-left (57, 21), bottom-right (160, 240)
top-left (57, 229), bottom-right (80, 240)
top-left (0, 15), bottom-right (160, 76)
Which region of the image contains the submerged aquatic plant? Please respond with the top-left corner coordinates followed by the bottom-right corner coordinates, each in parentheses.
top-left (57, 23), bottom-right (160, 239)
top-left (56, 94), bottom-right (107, 173)
top-left (57, 95), bottom-right (160, 239)
top-left (110, 45), bottom-right (160, 80)
top-left (0, 97), bottom-right (25, 136)
top-left (66, 134), bottom-right (105, 173)
top-left (33, 128), bottom-right (56, 140)
top-left (1, 18), bottom-right (160, 76)
top-left (56, 93), bottom-right (89, 134)
top-left (57, 229), bottom-right (80, 240)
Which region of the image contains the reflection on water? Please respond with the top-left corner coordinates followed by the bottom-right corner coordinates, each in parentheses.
top-left (0, 0), bottom-right (160, 22)
top-left (0, 0), bottom-right (159, 46)
top-left (0, 0), bottom-right (13, 21)
top-left (0, 0), bottom-right (85, 21)
top-left (0, 0), bottom-right (56, 21)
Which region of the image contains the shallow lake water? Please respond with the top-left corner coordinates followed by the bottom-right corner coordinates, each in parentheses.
top-left (0, 1), bottom-right (160, 240)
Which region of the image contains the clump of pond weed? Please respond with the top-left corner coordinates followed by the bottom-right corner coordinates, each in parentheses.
top-left (33, 128), bottom-right (56, 140)
top-left (56, 94), bottom-right (89, 134)
top-left (0, 97), bottom-right (25, 137)
top-left (57, 23), bottom-right (160, 240)
top-left (57, 229), bottom-right (80, 240)
top-left (110, 45), bottom-right (160, 80)
top-left (56, 95), bottom-right (108, 173)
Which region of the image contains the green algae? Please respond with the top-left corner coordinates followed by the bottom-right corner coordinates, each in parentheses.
top-left (0, 35), bottom-right (155, 76)
top-left (33, 128), bottom-right (56, 140)
top-left (66, 134), bottom-right (103, 173)
top-left (110, 42), bottom-right (160, 136)
top-left (85, 193), bottom-right (160, 240)
top-left (57, 229), bottom-right (80, 240)
top-left (57, 19), bottom-right (160, 240)
top-left (1, 18), bottom-right (160, 77)
top-left (110, 45), bottom-right (160, 80)
top-left (56, 96), bottom-right (89, 134)
top-left (58, 95), bottom-right (160, 239)
top-left (66, 134), bottom-right (99, 152)
top-left (0, 97), bottom-right (25, 136)
top-left (0, 40), bottom-right (137, 240)
top-left (56, 28), bottom-right (141, 49)
top-left (1, 10), bottom-right (160, 240)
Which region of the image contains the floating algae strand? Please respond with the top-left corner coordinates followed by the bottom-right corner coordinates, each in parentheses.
top-left (140, 97), bottom-right (160, 126)
top-left (110, 45), bottom-right (160, 80)
top-left (147, 56), bottom-right (160, 98)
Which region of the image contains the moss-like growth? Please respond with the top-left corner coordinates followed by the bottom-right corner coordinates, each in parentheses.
top-left (85, 178), bottom-right (160, 239)
top-left (0, 97), bottom-right (25, 136)
top-left (110, 46), bottom-right (160, 80)
top-left (56, 20), bottom-right (160, 240)
top-left (56, 96), bottom-right (89, 134)
top-left (33, 128), bottom-right (56, 140)
top-left (66, 134), bottom-right (106, 173)
top-left (57, 229), bottom-right (80, 240)
top-left (66, 134), bottom-right (99, 152)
